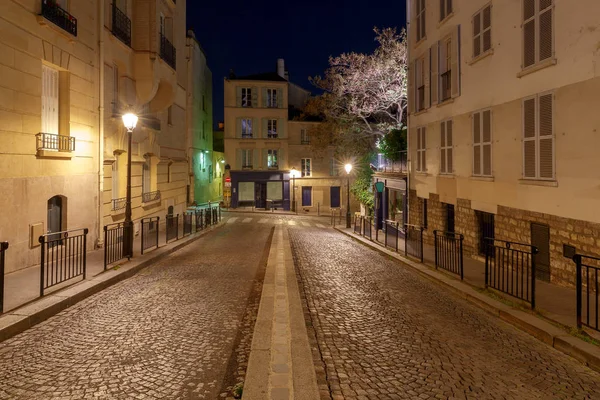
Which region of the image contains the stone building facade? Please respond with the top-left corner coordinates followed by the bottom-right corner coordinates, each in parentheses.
top-left (407, 0), bottom-right (600, 286)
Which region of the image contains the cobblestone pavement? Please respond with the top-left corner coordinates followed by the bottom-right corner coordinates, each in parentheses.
top-left (289, 227), bottom-right (600, 400)
top-left (0, 223), bottom-right (273, 400)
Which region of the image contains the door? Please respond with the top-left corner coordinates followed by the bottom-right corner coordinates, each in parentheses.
top-left (330, 186), bottom-right (340, 208)
top-left (445, 203), bottom-right (455, 233)
top-left (302, 186), bottom-right (312, 207)
top-left (47, 196), bottom-right (62, 246)
top-left (477, 211), bottom-right (495, 255)
top-left (255, 182), bottom-right (267, 209)
top-left (531, 223), bottom-right (551, 282)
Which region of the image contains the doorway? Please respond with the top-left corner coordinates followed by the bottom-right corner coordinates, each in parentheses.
top-left (445, 203), bottom-right (455, 233)
top-left (531, 223), bottom-right (551, 282)
top-left (47, 196), bottom-right (63, 245)
top-left (255, 182), bottom-right (267, 209)
top-left (330, 186), bottom-right (341, 208)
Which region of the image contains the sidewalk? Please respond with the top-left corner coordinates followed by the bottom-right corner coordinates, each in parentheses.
top-left (0, 218), bottom-right (225, 342)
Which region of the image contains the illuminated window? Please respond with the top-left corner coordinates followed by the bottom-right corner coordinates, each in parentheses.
top-left (301, 158), bottom-right (311, 177)
top-left (267, 88), bottom-right (278, 108)
top-left (241, 87), bottom-right (252, 107)
top-left (241, 119), bottom-right (253, 138)
top-left (267, 119), bottom-right (278, 138)
top-left (267, 149), bottom-right (278, 169)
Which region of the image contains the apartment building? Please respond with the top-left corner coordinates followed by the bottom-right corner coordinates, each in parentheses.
top-left (224, 59), bottom-right (356, 213)
top-left (407, 0), bottom-right (600, 286)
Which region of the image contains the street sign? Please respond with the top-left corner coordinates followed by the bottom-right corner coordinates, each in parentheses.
top-left (375, 181), bottom-right (385, 193)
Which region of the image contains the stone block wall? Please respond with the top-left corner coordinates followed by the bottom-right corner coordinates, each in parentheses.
top-left (455, 199), bottom-right (478, 257)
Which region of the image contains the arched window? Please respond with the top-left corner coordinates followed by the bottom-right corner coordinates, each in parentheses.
top-left (142, 156), bottom-right (151, 194)
top-left (47, 195), bottom-right (66, 245)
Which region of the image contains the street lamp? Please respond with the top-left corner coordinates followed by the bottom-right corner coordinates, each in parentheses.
top-left (122, 113), bottom-right (138, 257)
top-left (345, 163), bottom-right (353, 228)
top-left (290, 167), bottom-right (299, 213)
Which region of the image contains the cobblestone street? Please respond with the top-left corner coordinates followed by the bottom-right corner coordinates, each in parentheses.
top-left (0, 222), bottom-right (272, 399)
top-left (290, 227), bottom-right (600, 399)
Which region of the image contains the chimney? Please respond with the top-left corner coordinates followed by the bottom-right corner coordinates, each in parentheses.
top-left (277, 58), bottom-right (286, 79)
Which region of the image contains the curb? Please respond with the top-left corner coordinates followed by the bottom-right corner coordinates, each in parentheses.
top-left (0, 223), bottom-right (225, 343)
top-left (335, 227), bottom-right (600, 374)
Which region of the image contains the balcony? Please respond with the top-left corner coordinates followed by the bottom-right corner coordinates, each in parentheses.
top-left (111, 197), bottom-right (126, 211)
top-left (41, 0), bottom-right (77, 36)
top-left (376, 152), bottom-right (408, 174)
top-left (111, 3), bottom-right (131, 47)
top-left (159, 33), bottom-right (176, 70)
top-left (441, 70), bottom-right (452, 102)
top-left (142, 190), bottom-right (161, 203)
top-left (36, 133), bottom-right (75, 158)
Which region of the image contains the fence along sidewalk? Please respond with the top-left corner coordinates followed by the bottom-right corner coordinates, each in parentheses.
top-left (0, 242), bottom-right (8, 313)
top-left (104, 222), bottom-right (132, 270)
top-left (572, 253), bottom-right (600, 332)
top-left (434, 230), bottom-right (464, 280)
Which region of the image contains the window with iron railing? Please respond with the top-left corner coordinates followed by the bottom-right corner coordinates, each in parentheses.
top-left (111, 197), bottom-right (126, 211)
top-left (142, 190), bottom-right (161, 203)
top-left (36, 133), bottom-right (75, 152)
top-left (41, 0), bottom-right (77, 36)
top-left (159, 33), bottom-right (176, 69)
top-left (111, 2), bottom-right (131, 46)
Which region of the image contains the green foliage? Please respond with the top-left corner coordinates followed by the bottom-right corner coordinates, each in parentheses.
top-left (378, 126), bottom-right (407, 161)
top-left (350, 153), bottom-right (375, 213)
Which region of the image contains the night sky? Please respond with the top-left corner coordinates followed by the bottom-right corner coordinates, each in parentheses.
top-left (186, 0), bottom-right (407, 127)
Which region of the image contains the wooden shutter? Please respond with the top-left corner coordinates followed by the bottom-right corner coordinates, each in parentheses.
top-left (447, 120), bottom-right (453, 173)
top-left (251, 87), bottom-right (258, 107)
top-left (473, 112), bottom-right (481, 175)
top-left (42, 65), bottom-right (59, 135)
top-left (473, 11), bottom-right (482, 58)
top-left (112, 158), bottom-right (119, 198)
top-left (523, 97), bottom-right (536, 178)
top-left (439, 0), bottom-right (445, 20)
top-left (236, 117), bottom-right (242, 138)
top-left (262, 118), bottom-right (268, 138)
top-left (278, 119), bottom-right (286, 138)
top-left (253, 149), bottom-right (259, 169)
top-left (262, 88), bottom-right (267, 107)
top-left (482, 110), bottom-right (492, 176)
top-left (262, 149), bottom-right (268, 169)
top-left (440, 122), bottom-right (446, 173)
top-left (431, 42), bottom-right (439, 106)
top-left (408, 60), bottom-right (415, 114)
top-left (252, 118), bottom-right (259, 138)
top-left (416, 128), bottom-right (421, 172)
top-left (279, 148), bottom-right (285, 169)
top-left (451, 25), bottom-right (461, 98)
top-left (539, 1), bottom-right (553, 62)
top-left (420, 0), bottom-right (426, 40)
top-left (483, 5), bottom-right (492, 52)
top-left (523, 0), bottom-right (536, 68)
top-left (424, 48), bottom-right (431, 108)
top-left (421, 127), bottom-right (427, 172)
top-left (539, 93), bottom-right (553, 178)
top-left (236, 87), bottom-right (242, 107)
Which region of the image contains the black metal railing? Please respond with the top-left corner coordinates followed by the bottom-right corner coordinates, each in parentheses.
top-left (385, 221), bottom-right (400, 252)
top-left (363, 217), bottom-right (372, 240)
top-left (111, 197), bottom-right (126, 211)
top-left (377, 152), bottom-right (408, 174)
top-left (353, 215), bottom-right (362, 235)
top-left (142, 190), bottom-right (161, 203)
top-left (404, 224), bottom-right (424, 262)
top-left (485, 238), bottom-right (538, 308)
top-left (41, 0), bottom-right (77, 36)
top-left (183, 213), bottom-right (193, 237)
top-left (0, 242), bottom-right (8, 313)
top-left (104, 222), bottom-right (131, 270)
top-left (204, 208), bottom-right (211, 227)
top-left (160, 33), bottom-right (176, 69)
top-left (330, 209), bottom-right (343, 227)
top-left (166, 214), bottom-right (178, 242)
top-left (195, 209), bottom-right (204, 231)
top-left (573, 254), bottom-right (600, 332)
top-left (434, 230), bottom-right (464, 279)
top-left (39, 228), bottom-right (88, 296)
top-left (141, 217), bottom-right (159, 254)
top-left (441, 70), bottom-right (452, 102)
top-left (36, 133), bottom-right (75, 152)
top-left (111, 2), bottom-right (131, 46)
top-left (212, 207), bottom-right (219, 224)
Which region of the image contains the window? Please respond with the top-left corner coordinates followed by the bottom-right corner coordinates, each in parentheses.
top-left (422, 198), bottom-right (428, 229)
top-left (267, 119), bottom-right (278, 138)
top-left (142, 157), bottom-right (151, 194)
top-left (476, 211), bottom-right (495, 255)
top-left (523, 93), bottom-right (554, 180)
top-left (473, 4), bottom-right (492, 58)
top-left (329, 158), bottom-right (339, 176)
top-left (267, 88), bottom-right (278, 108)
top-left (440, 0), bottom-right (453, 21)
top-left (523, 0), bottom-right (553, 69)
top-left (267, 149), bottom-right (278, 169)
top-left (112, 158), bottom-right (119, 199)
top-left (301, 158), bottom-right (311, 177)
top-left (167, 106), bottom-right (172, 125)
top-left (208, 165), bottom-right (213, 183)
top-left (440, 38), bottom-right (452, 102)
top-left (242, 149), bottom-right (253, 169)
top-left (440, 120), bottom-right (453, 174)
top-left (416, 57), bottom-right (425, 112)
top-left (445, 203), bottom-right (455, 233)
top-left (302, 186), bottom-right (312, 207)
top-left (42, 65), bottom-right (59, 135)
top-left (301, 129), bottom-right (310, 144)
top-left (241, 87), bottom-right (252, 107)
top-left (416, 127), bottom-right (426, 172)
top-left (473, 110), bottom-right (492, 176)
top-left (241, 118), bottom-right (253, 138)
top-left (113, 64), bottom-right (119, 114)
top-left (416, 0), bottom-right (426, 42)
top-left (330, 186), bottom-right (341, 208)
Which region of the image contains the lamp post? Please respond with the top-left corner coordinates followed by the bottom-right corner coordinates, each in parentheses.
top-left (345, 163), bottom-right (353, 228)
top-left (122, 113), bottom-right (138, 257)
top-left (290, 167), bottom-right (299, 213)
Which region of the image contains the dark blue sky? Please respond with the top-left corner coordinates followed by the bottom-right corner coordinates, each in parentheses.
top-left (186, 1), bottom-right (407, 126)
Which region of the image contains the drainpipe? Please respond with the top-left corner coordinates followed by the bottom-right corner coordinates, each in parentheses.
top-left (405, 0), bottom-right (411, 226)
top-left (97, 0), bottom-right (105, 247)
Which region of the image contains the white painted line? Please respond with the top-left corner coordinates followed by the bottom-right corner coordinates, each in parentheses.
top-left (243, 218), bottom-right (253, 223)
top-left (302, 222), bottom-right (311, 227)
top-left (259, 219), bottom-right (269, 224)
top-left (316, 223), bottom-right (325, 228)
top-left (227, 217), bottom-right (238, 224)
top-left (287, 221), bottom-right (296, 226)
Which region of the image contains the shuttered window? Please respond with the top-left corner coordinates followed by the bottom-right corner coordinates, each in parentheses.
top-left (267, 88), bottom-right (278, 108)
top-left (267, 149), bottom-right (278, 169)
top-left (242, 149), bottom-right (253, 168)
top-left (112, 157), bottom-right (119, 200)
top-left (42, 65), bottom-right (59, 135)
top-left (416, 0), bottom-right (426, 42)
top-left (473, 110), bottom-right (492, 176)
top-left (523, 0), bottom-right (553, 69)
top-left (241, 87), bottom-right (252, 107)
top-left (440, 0), bottom-right (453, 21)
top-left (301, 158), bottom-right (312, 177)
top-left (142, 157), bottom-right (151, 194)
top-left (241, 118), bottom-right (253, 138)
top-left (416, 127), bottom-right (427, 172)
top-left (267, 119), bottom-right (278, 138)
top-left (416, 57), bottom-right (425, 112)
top-left (440, 120), bottom-right (453, 174)
top-left (522, 93), bottom-right (554, 180)
top-left (473, 4), bottom-right (492, 58)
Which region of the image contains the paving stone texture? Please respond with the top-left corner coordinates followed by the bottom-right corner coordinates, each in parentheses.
top-left (0, 222), bottom-right (271, 400)
top-left (289, 227), bottom-right (600, 400)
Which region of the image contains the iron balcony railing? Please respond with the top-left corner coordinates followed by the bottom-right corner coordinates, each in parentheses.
top-left (41, 0), bottom-right (77, 36)
top-left (142, 190), bottom-right (161, 203)
top-left (376, 151), bottom-right (408, 174)
top-left (160, 33), bottom-right (176, 69)
top-left (111, 197), bottom-right (126, 211)
top-left (111, 2), bottom-right (131, 47)
top-left (36, 133), bottom-right (75, 152)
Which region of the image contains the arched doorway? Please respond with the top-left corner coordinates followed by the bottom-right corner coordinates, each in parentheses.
top-left (47, 196), bottom-right (64, 244)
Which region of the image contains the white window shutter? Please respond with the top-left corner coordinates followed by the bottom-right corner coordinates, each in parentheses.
top-left (482, 110), bottom-right (492, 176)
top-left (236, 117), bottom-right (242, 138)
top-left (262, 88), bottom-right (268, 107)
top-left (451, 25), bottom-right (461, 98)
top-left (279, 148), bottom-right (285, 169)
top-left (251, 87), bottom-right (258, 107)
top-left (523, 98), bottom-right (537, 178)
top-left (539, 4), bottom-right (553, 62)
top-left (262, 118), bottom-right (268, 138)
top-left (424, 48), bottom-right (431, 108)
top-left (252, 118), bottom-right (259, 138)
top-left (473, 112), bottom-right (481, 175)
top-left (236, 87), bottom-right (242, 107)
top-left (447, 120), bottom-right (453, 173)
top-left (539, 94), bottom-right (554, 179)
top-left (277, 88), bottom-right (283, 108)
top-left (408, 60), bottom-right (415, 114)
top-left (473, 12), bottom-right (481, 58)
top-left (278, 119), bottom-right (286, 138)
top-left (431, 42), bottom-right (439, 106)
top-left (416, 128), bottom-right (421, 172)
top-left (523, 0), bottom-right (536, 68)
top-left (440, 122), bottom-right (446, 173)
top-left (483, 6), bottom-right (492, 53)
top-left (422, 127), bottom-right (427, 172)
top-left (262, 149), bottom-right (268, 169)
